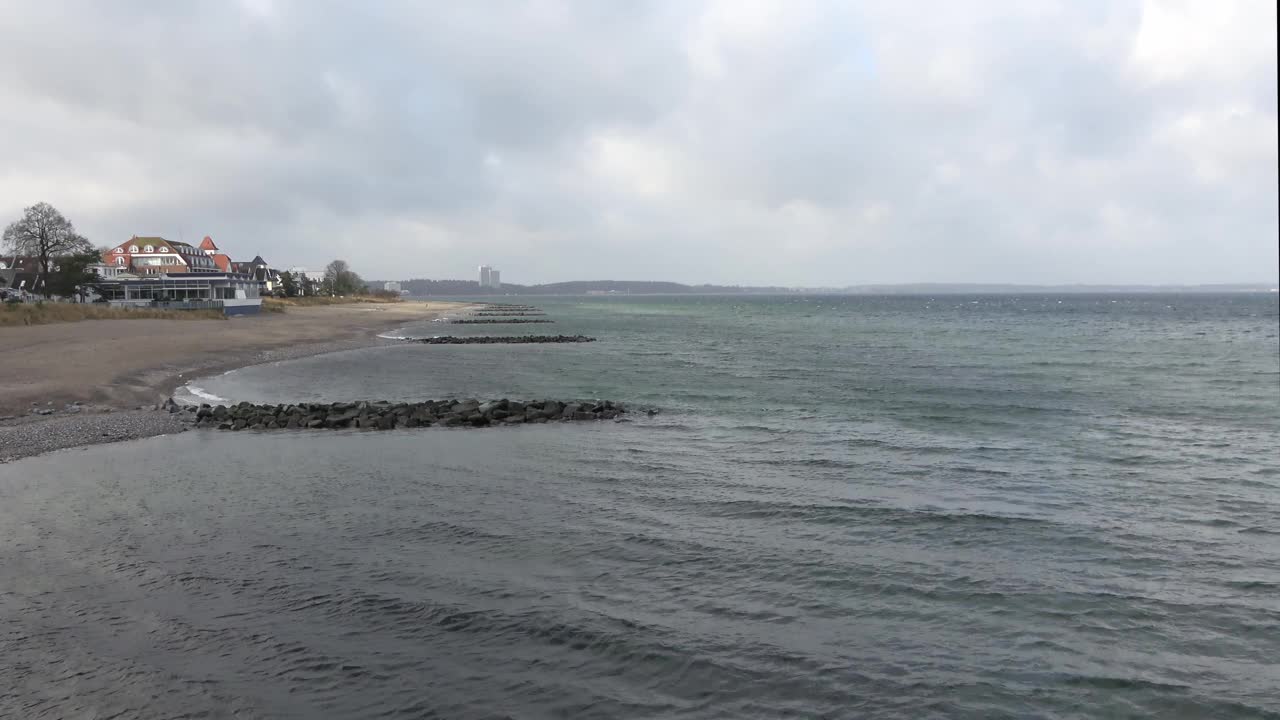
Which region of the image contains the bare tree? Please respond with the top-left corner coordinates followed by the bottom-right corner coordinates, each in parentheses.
top-left (2, 202), bottom-right (94, 297)
top-left (323, 259), bottom-right (364, 296)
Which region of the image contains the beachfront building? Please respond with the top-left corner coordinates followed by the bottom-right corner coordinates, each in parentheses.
top-left (93, 273), bottom-right (263, 315)
top-left (88, 261), bottom-right (126, 279)
top-left (196, 237), bottom-right (279, 294)
top-left (384, 281), bottom-right (402, 293)
top-left (102, 236), bottom-right (221, 275)
top-left (198, 236), bottom-right (234, 271)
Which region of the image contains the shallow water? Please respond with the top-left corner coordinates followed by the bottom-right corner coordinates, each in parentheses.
top-left (4, 294), bottom-right (1279, 718)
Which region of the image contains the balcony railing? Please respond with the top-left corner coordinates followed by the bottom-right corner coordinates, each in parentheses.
top-left (145, 300), bottom-right (225, 311)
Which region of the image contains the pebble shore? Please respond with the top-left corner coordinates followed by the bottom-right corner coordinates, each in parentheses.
top-left (0, 409), bottom-right (193, 463)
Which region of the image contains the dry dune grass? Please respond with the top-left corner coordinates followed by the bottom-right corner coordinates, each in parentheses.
top-left (1, 302), bottom-right (224, 326)
top-left (263, 295), bottom-right (403, 308)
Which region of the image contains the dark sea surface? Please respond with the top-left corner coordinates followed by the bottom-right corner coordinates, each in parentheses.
top-left (4, 294), bottom-right (1279, 719)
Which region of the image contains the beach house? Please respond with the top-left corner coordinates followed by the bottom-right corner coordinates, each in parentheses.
top-left (231, 255), bottom-right (280, 295)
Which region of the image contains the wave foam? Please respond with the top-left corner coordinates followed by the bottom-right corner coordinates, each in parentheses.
top-left (180, 385), bottom-right (228, 404)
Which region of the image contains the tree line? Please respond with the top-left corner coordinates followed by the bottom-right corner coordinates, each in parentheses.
top-left (3, 202), bottom-right (375, 300)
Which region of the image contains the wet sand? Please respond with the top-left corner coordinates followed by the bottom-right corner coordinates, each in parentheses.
top-left (0, 301), bottom-right (470, 461)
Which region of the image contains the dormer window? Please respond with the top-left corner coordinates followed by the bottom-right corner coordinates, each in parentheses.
top-left (159, 246), bottom-right (169, 252)
top-left (114, 247), bottom-right (124, 254)
top-left (143, 245), bottom-right (154, 253)
top-left (129, 245), bottom-right (139, 253)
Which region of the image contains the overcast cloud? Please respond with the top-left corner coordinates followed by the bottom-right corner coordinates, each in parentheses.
top-left (1, 0), bottom-right (1275, 285)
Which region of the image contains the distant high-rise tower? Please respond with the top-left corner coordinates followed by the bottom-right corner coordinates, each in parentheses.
top-left (478, 265), bottom-right (492, 288)
top-left (490, 269), bottom-right (500, 289)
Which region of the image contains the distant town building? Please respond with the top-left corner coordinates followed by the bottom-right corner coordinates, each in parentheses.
top-left (384, 281), bottom-right (402, 293)
top-left (478, 265), bottom-right (501, 289)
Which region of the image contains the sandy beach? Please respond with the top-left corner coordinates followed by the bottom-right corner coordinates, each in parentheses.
top-left (0, 301), bottom-right (469, 461)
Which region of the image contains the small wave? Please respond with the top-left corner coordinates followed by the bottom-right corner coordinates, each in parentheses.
top-left (1062, 675), bottom-right (1189, 692)
top-left (1184, 517), bottom-right (1242, 529)
top-left (699, 499), bottom-right (1053, 530)
top-left (179, 385), bottom-right (228, 403)
top-left (1222, 579), bottom-right (1280, 590)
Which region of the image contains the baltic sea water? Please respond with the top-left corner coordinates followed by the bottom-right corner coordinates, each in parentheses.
top-left (3, 294), bottom-right (1278, 718)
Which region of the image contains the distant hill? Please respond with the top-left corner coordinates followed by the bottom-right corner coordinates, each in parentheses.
top-left (841, 283), bottom-right (1278, 294)
top-left (373, 279), bottom-right (796, 296)
top-left (365, 279), bottom-right (1278, 297)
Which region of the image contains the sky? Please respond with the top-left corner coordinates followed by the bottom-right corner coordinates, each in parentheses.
top-left (0, 0), bottom-right (1276, 286)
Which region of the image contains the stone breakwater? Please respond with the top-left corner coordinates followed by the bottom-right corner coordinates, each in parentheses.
top-left (193, 399), bottom-right (629, 430)
top-left (412, 335), bottom-right (594, 344)
top-left (474, 312), bottom-right (546, 316)
top-left (446, 318), bottom-right (554, 324)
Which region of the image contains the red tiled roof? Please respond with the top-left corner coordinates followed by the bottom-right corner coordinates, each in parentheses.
top-left (211, 254), bottom-right (232, 271)
top-left (199, 236), bottom-right (220, 252)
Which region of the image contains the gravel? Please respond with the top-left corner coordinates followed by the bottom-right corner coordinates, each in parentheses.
top-left (0, 409), bottom-right (195, 463)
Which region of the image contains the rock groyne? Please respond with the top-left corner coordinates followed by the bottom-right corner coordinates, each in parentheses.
top-left (446, 318), bottom-right (554, 325)
top-left (194, 398), bottom-right (627, 430)
top-left (412, 335), bottom-right (593, 344)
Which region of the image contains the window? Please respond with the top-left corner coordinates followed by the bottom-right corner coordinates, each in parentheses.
top-left (159, 246), bottom-right (169, 252)
top-left (143, 245), bottom-right (154, 253)
top-left (129, 245), bottom-right (139, 253)
top-left (114, 247), bottom-right (124, 254)
top-left (116, 257), bottom-right (125, 265)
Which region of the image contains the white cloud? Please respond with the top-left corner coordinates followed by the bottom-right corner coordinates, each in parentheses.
top-left (1129, 0), bottom-right (1277, 83)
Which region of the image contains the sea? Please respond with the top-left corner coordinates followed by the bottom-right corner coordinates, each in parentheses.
top-left (3, 293), bottom-right (1279, 719)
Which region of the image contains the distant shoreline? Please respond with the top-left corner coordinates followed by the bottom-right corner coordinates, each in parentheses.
top-left (380, 283), bottom-right (1279, 298)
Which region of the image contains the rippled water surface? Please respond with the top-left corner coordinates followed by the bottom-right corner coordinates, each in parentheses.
top-left (4, 294), bottom-right (1279, 718)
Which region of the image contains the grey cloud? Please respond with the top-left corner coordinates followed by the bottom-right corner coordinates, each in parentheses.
top-left (0, 0), bottom-right (1275, 285)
